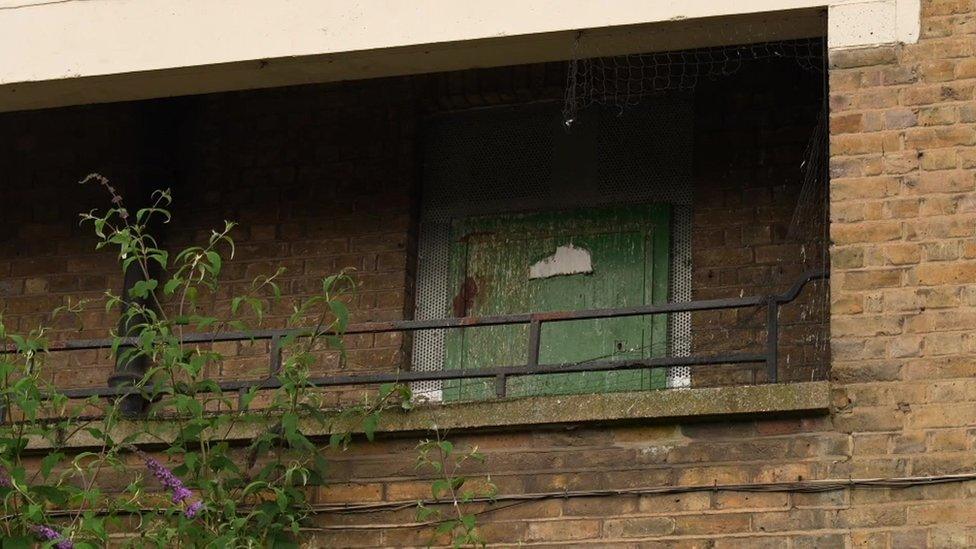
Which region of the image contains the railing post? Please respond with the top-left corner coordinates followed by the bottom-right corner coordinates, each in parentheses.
top-left (765, 297), bottom-right (779, 383)
top-left (494, 374), bottom-right (507, 398)
top-left (500, 318), bottom-right (543, 399)
top-left (527, 319), bottom-right (542, 368)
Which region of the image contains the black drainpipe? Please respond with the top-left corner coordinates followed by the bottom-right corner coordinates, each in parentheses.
top-left (108, 261), bottom-right (155, 416)
top-left (107, 99), bottom-right (185, 416)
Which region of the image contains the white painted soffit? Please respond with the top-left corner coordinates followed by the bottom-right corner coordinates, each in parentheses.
top-left (0, 0), bottom-right (918, 112)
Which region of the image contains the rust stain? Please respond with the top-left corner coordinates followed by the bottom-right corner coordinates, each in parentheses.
top-left (452, 276), bottom-right (480, 317)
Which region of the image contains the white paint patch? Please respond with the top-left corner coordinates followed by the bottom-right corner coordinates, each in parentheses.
top-left (529, 244), bottom-right (593, 279)
top-left (828, 0), bottom-right (920, 49)
top-left (896, 0), bottom-right (921, 45)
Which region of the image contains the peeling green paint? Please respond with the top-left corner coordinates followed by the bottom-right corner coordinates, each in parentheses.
top-left (445, 205), bottom-right (671, 399)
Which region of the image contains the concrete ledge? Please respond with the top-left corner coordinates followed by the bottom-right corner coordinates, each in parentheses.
top-left (27, 382), bottom-right (829, 451)
top-left (400, 381), bottom-right (831, 432)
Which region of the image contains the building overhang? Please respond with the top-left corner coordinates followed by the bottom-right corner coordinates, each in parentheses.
top-left (0, 0), bottom-right (918, 112)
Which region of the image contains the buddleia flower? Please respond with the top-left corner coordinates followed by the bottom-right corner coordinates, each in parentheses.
top-left (31, 524), bottom-right (73, 549)
top-left (135, 449), bottom-right (205, 518)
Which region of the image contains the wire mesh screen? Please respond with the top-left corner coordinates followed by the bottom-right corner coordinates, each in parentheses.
top-left (563, 37), bottom-right (824, 126)
top-left (413, 98), bottom-right (693, 401)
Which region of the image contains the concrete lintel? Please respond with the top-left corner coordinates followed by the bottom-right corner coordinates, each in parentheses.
top-left (25, 381), bottom-right (830, 452)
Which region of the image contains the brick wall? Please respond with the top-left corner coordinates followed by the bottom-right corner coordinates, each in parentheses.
top-left (311, 419), bottom-right (853, 547)
top-left (825, 0), bottom-right (976, 544)
top-left (164, 82), bottom-right (418, 392)
top-left (692, 55), bottom-right (830, 388)
top-left (0, 103), bottom-right (147, 388)
top-left (313, 1), bottom-right (976, 544)
top-left (0, 80), bottom-right (420, 398)
top-left (7, 1), bottom-right (976, 544)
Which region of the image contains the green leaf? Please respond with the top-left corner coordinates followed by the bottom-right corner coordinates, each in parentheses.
top-left (362, 413), bottom-right (379, 442)
top-left (269, 536), bottom-right (299, 549)
top-left (438, 440), bottom-right (454, 456)
top-left (129, 278), bottom-right (158, 299)
top-left (84, 427), bottom-right (109, 443)
top-left (205, 251), bottom-right (222, 276)
top-left (329, 300), bottom-right (350, 333)
top-left (163, 278), bottom-right (182, 296)
top-left (40, 451), bottom-right (64, 479)
top-left (281, 413), bottom-right (298, 438)
top-left (1, 536), bottom-right (32, 549)
top-left (431, 479), bottom-right (451, 499)
top-left (207, 454), bottom-right (240, 475)
top-left (239, 387), bottom-right (259, 410)
top-left (31, 485), bottom-right (68, 506)
top-left (329, 432), bottom-right (349, 450)
top-left (149, 250), bottom-right (169, 270)
top-left (416, 505), bottom-right (439, 521)
top-left (186, 353), bottom-right (208, 377)
top-left (85, 514), bottom-right (107, 538)
top-left (25, 502), bottom-right (43, 522)
top-left (184, 452), bottom-right (199, 473)
top-left (435, 519), bottom-right (457, 535)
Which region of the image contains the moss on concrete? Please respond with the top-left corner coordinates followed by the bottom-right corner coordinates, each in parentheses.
top-left (26, 381), bottom-right (829, 451)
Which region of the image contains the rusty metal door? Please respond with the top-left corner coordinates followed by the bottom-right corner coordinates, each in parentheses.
top-left (444, 205), bottom-right (670, 400)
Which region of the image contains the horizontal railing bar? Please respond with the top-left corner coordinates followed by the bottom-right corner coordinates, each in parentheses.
top-left (22, 270), bottom-right (827, 355)
top-left (278, 353), bottom-right (768, 387)
top-left (54, 296), bottom-right (763, 351)
top-left (54, 353), bottom-right (767, 399)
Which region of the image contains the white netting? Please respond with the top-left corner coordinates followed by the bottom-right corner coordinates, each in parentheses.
top-left (790, 103), bottom-right (832, 381)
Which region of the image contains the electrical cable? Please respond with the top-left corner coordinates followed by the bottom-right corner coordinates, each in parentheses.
top-left (12, 472), bottom-right (976, 532)
top-left (305, 472), bottom-right (976, 530)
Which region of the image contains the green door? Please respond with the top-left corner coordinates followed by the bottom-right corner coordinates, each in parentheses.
top-left (444, 205), bottom-right (670, 401)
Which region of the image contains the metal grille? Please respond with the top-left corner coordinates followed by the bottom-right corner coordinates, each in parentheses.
top-left (413, 98), bottom-right (693, 400)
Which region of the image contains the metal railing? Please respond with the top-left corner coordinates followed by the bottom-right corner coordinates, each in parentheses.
top-left (2, 270), bottom-right (828, 406)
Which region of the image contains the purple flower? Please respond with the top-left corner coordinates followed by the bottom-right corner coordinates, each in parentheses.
top-left (172, 485), bottom-right (192, 504)
top-left (185, 500), bottom-right (205, 518)
top-left (137, 451), bottom-right (203, 519)
top-left (0, 466), bottom-right (11, 489)
top-left (143, 454), bottom-right (191, 501)
top-left (31, 524), bottom-right (73, 549)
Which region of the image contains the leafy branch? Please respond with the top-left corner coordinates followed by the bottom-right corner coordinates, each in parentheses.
top-left (0, 176), bottom-right (488, 547)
